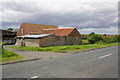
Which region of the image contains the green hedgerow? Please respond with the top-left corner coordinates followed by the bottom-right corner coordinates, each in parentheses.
top-left (88, 34), bottom-right (103, 44)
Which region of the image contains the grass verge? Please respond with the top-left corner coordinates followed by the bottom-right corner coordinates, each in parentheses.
top-left (9, 42), bottom-right (120, 52)
top-left (0, 49), bottom-right (23, 61)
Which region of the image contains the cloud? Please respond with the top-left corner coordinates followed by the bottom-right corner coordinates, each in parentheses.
top-left (2, 0), bottom-right (119, 2)
top-left (1, 1), bottom-right (118, 34)
top-left (79, 26), bottom-right (118, 34)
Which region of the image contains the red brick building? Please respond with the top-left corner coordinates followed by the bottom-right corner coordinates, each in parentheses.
top-left (16, 23), bottom-right (82, 47)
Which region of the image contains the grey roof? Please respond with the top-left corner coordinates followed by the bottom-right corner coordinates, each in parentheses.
top-left (16, 34), bottom-right (51, 38)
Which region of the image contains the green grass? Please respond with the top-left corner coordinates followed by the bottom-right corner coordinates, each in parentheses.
top-left (9, 42), bottom-right (120, 52)
top-left (0, 49), bottom-right (23, 61)
top-left (82, 39), bottom-right (88, 44)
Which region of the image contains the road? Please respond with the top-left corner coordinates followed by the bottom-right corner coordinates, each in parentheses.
top-left (2, 46), bottom-right (118, 78)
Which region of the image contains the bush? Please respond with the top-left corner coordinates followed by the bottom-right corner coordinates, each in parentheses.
top-left (82, 34), bottom-right (89, 39)
top-left (89, 32), bottom-right (95, 36)
top-left (88, 34), bottom-right (103, 44)
top-left (102, 36), bottom-right (115, 43)
top-left (114, 35), bottom-right (120, 42)
top-left (102, 35), bottom-right (120, 43)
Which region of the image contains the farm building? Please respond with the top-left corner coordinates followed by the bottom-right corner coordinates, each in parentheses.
top-left (1, 29), bottom-right (16, 45)
top-left (16, 23), bottom-right (82, 47)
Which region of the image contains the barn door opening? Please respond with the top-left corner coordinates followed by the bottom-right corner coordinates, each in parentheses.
top-left (21, 38), bottom-right (25, 46)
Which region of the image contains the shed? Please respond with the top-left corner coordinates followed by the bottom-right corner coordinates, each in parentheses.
top-left (1, 29), bottom-right (16, 45)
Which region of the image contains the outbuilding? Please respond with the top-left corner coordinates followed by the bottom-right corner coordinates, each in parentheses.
top-left (1, 29), bottom-right (16, 45)
top-left (16, 23), bottom-right (82, 47)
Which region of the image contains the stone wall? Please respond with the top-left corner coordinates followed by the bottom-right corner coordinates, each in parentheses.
top-left (16, 35), bottom-right (82, 47)
top-left (39, 35), bottom-right (66, 47)
top-left (24, 39), bottom-right (40, 47)
top-left (16, 38), bottom-right (39, 47)
top-left (66, 36), bottom-right (82, 45)
top-left (39, 35), bottom-right (82, 47)
top-left (15, 39), bottom-right (22, 46)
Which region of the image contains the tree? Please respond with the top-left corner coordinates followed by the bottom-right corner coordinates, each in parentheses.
top-left (89, 32), bottom-right (95, 36)
top-left (88, 34), bottom-right (103, 44)
top-left (7, 28), bottom-right (13, 31)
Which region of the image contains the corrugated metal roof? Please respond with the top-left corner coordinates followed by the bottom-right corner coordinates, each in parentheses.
top-left (16, 34), bottom-right (51, 38)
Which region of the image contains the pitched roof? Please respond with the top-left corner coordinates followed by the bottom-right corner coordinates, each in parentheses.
top-left (17, 23), bottom-right (58, 36)
top-left (17, 23), bottom-right (80, 37)
top-left (29, 28), bottom-right (76, 36)
top-left (21, 23), bottom-right (58, 33)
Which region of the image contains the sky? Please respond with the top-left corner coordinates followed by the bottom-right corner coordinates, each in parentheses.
top-left (1, 0), bottom-right (119, 34)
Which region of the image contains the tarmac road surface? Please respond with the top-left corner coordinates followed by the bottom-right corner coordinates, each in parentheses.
top-left (2, 46), bottom-right (118, 78)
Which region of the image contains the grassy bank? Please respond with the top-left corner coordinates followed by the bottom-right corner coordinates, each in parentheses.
top-left (10, 42), bottom-right (120, 52)
top-left (0, 49), bottom-right (23, 61)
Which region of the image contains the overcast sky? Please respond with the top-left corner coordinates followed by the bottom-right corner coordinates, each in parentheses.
top-left (1, 0), bottom-right (119, 34)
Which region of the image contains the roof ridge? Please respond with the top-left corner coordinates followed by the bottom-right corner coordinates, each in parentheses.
top-left (43, 27), bottom-right (75, 30)
top-left (59, 27), bottom-right (75, 29)
top-left (67, 28), bottom-right (76, 36)
top-left (22, 23), bottom-right (58, 26)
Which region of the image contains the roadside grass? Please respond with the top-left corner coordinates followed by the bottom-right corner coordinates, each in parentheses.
top-left (0, 49), bottom-right (23, 61)
top-left (9, 42), bottom-right (120, 52)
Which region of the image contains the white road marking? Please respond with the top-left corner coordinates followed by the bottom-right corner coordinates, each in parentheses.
top-left (31, 76), bottom-right (38, 78)
top-left (27, 76), bottom-right (38, 80)
top-left (99, 54), bottom-right (112, 59)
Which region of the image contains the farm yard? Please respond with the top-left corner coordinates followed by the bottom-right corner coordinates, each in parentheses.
top-left (1, 33), bottom-right (120, 64)
top-left (2, 2), bottom-right (118, 78)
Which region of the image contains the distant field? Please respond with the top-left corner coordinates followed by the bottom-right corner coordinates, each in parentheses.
top-left (10, 42), bottom-right (120, 52)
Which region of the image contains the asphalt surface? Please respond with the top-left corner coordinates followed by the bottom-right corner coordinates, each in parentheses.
top-left (2, 46), bottom-right (118, 78)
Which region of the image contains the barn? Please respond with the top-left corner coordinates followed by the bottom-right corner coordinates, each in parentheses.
top-left (16, 23), bottom-right (82, 47)
top-left (1, 29), bottom-right (16, 45)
